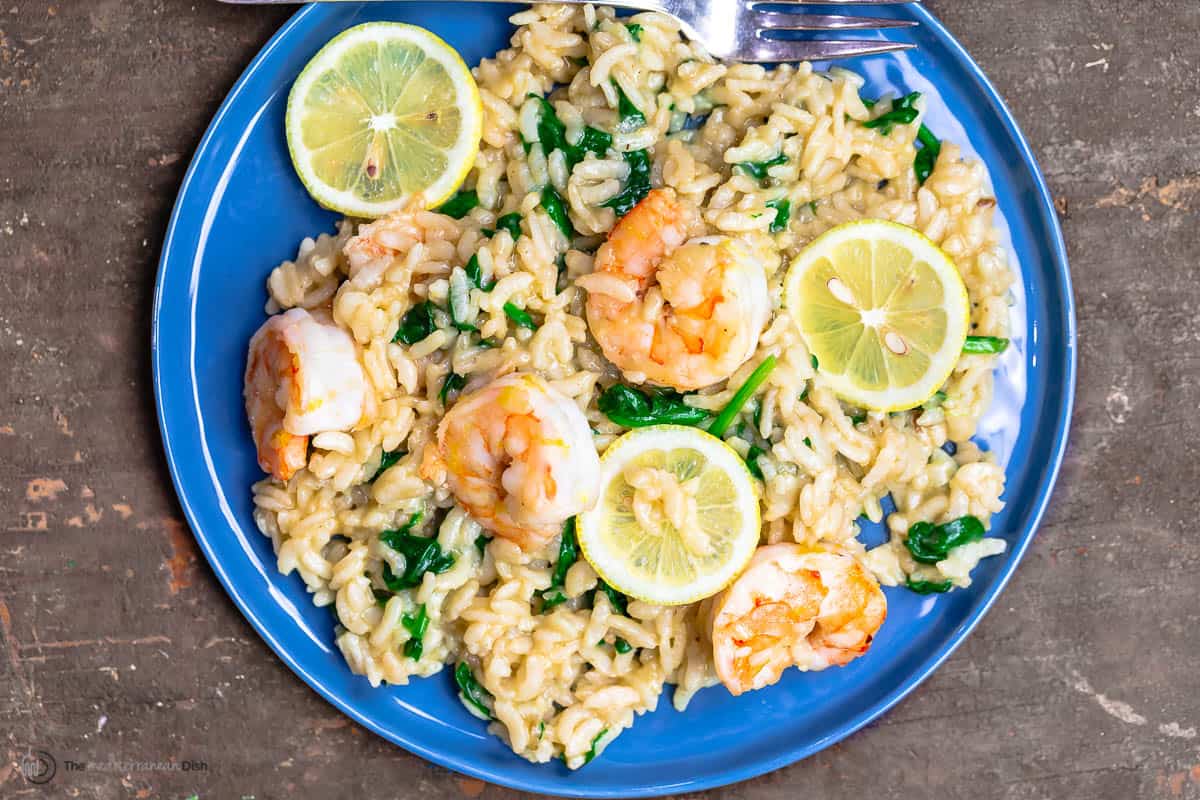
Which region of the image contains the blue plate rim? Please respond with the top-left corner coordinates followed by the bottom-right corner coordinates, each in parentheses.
top-left (151, 3), bottom-right (1076, 795)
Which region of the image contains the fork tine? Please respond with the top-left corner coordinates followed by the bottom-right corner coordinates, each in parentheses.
top-left (734, 38), bottom-right (914, 63)
top-left (759, 0), bottom-right (919, 4)
top-left (752, 12), bottom-right (917, 30)
top-left (753, 0), bottom-right (918, 5)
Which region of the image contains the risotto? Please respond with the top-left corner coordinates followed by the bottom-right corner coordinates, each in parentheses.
top-left (247, 4), bottom-right (1013, 768)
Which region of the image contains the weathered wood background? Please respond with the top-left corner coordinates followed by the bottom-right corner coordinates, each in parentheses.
top-left (2, 0), bottom-right (1198, 797)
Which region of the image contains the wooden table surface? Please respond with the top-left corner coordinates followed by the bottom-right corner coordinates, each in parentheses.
top-left (2, 1), bottom-right (1198, 797)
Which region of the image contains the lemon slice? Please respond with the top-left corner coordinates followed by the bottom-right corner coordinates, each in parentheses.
top-left (577, 425), bottom-right (760, 606)
top-left (784, 219), bottom-right (970, 412)
top-left (285, 22), bottom-right (483, 218)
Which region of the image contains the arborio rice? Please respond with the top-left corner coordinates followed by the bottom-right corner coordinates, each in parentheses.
top-left (250, 4), bottom-right (1013, 767)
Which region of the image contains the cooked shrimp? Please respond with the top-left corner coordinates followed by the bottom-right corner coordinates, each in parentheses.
top-left (711, 543), bottom-right (886, 695)
top-left (244, 308), bottom-right (368, 481)
top-left (342, 204), bottom-right (419, 288)
top-left (578, 188), bottom-right (770, 391)
top-left (419, 372), bottom-right (600, 550)
top-left (342, 198), bottom-right (458, 288)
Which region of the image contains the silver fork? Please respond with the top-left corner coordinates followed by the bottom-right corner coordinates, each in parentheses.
top-left (219, 0), bottom-right (918, 63)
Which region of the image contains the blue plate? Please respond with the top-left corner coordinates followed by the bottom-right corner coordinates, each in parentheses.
top-left (152, 3), bottom-right (1075, 796)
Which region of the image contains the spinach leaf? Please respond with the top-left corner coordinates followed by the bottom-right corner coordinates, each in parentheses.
top-left (904, 516), bottom-right (985, 564)
top-left (583, 729), bottom-right (608, 764)
top-left (401, 603), bottom-right (429, 660)
top-left (381, 511), bottom-right (422, 539)
top-left (373, 588), bottom-right (393, 607)
top-left (380, 513), bottom-right (457, 591)
top-left (437, 190), bottom-right (479, 219)
top-left (597, 383), bottom-right (711, 428)
top-left (596, 580), bottom-right (628, 616)
top-left (576, 126), bottom-right (613, 160)
top-left (530, 94), bottom-right (570, 156)
top-left (613, 637), bottom-right (633, 654)
top-left (495, 212), bottom-right (522, 240)
top-left (744, 443), bottom-right (765, 480)
top-left (811, 354), bottom-right (819, 370)
top-left (708, 355), bottom-right (777, 437)
top-left (735, 153), bottom-right (787, 181)
top-left (625, 22), bottom-right (643, 41)
top-left (863, 91), bottom-right (921, 135)
top-left (394, 301), bottom-right (437, 345)
top-left (914, 123), bottom-right (941, 185)
top-left (601, 149), bottom-right (652, 217)
top-left (963, 335), bottom-right (1009, 355)
top-left (538, 518), bottom-right (579, 612)
top-left (454, 662), bottom-right (494, 719)
top-left (905, 577), bottom-right (953, 594)
top-left (527, 95), bottom-right (612, 171)
top-left (736, 421), bottom-right (766, 479)
top-left (464, 253), bottom-right (495, 291)
top-left (540, 184), bottom-right (574, 238)
top-left (550, 519), bottom-right (579, 586)
top-left (540, 587), bottom-right (568, 611)
top-left (474, 533), bottom-right (490, 556)
top-left (503, 302), bottom-right (537, 330)
top-left (766, 197), bottom-right (790, 233)
top-left (613, 82), bottom-right (645, 132)
top-left (371, 449), bottom-right (404, 482)
top-left (439, 372), bottom-right (466, 405)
